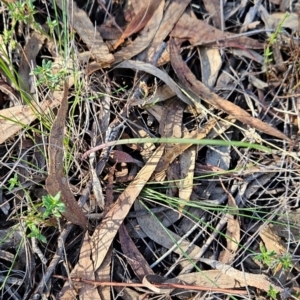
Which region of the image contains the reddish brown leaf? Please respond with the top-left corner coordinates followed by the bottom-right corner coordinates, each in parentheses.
top-left (110, 150), bottom-right (143, 167)
top-left (119, 224), bottom-right (154, 280)
top-left (171, 12), bottom-right (264, 49)
top-left (169, 38), bottom-right (291, 142)
top-left (46, 83), bottom-right (88, 229)
top-left (113, 0), bottom-right (161, 49)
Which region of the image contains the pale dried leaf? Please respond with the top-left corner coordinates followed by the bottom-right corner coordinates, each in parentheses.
top-left (96, 247), bottom-right (112, 300)
top-left (0, 90), bottom-right (63, 144)
top-left (171, 12), bottom-right (264, 49)
top-left (154, 99), bottom-right (184, 181)
top-left (135, 200), bottom-right (202, 269)
top-left (176, 270), bottom-right (245, 289)
top-left (199, 48), bottom-right (222, 89)
top-left (259, 224), bottom-right (286, 255)
top-left (153, 119), bottom-right (217, 181)
top-left (60, 232), bottom-right (100, 300)
top-left (267, 12), bottom-right (299, 31)
top-left (91, 145), bottom-right (164, 270)
top-left (116, 60), bottom-right (196, 110)
top-left (142, 275), bottom-right (174, 294)
top-left (199, 258), bottom-right (284, 293)
top-left (177, 146), bottom-right (195, 211)
top-left (143, 0), bottom-right (191, 63)
top-left (55, 0), bottom-right (114, 66)
top-left (248, 74), bottom-right (269, 89)
top-left (231, 48), bottom-right (264, 64)
top-left (219, 183), bottom-right (240, 264)
top-left (202, 0), bottom-right (222, 28)
top-left (240, 1), bottom-right (261, 33)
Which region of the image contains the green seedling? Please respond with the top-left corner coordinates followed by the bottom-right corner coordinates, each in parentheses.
top-left (31, 59), bottom-right (67, 91)
top-left (9, 0), bottom-right (36, 25)
top-left (267, 285), bottom-right (278, 299)
top-left (42, 192), bottom-right (66, 219)
top-left (7, 174), bottom-right (65, 243)
top-left (255, 244), bottom-right (277, 267)
top-left (47, 17), bottom-right (59, 35)
top-left (8, 173), bottom-right (19, 191)
top-left (264, 12), bottom-right (289, 67)
top-left (278, 253), bottom-right (292, 270)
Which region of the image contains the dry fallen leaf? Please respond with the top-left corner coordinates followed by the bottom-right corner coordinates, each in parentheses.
top-left (19, 32), bottom-right (45, 94)
top-left (199, 257), bottom-right (283, 294)
top-left (169, 38), bottom-right (291, 142)
top-left (119, 224), bottom-right (154, 280)
top-left (219, 182), bottom-right (240, 264)
top-left (177, 146), bottom-right (195, 212)
top-left (171, 12), bottom-right (264, 49)
top-left (153, 99), bottom-right (184, 181)
top-left (135, 199), bottom-right (203, 270)
top-left (199, 47), bottom-right (222, 89)
top-left (202, 0), bottom-right (222, 29)
top-left (91, 145), bottom-right (164, 270)
top-left (60, 232), bottom-right (100, 300)
top-left (113, 0), bottom-right (161, 50)
top-left (143, 0), bottom-right (191, 63)
top-left (0, 91), bottom-right (63, 144)
top-left (176, 270), bottom-right (245, 289)
top-left (113, 0), bottom-right (164, 63)
top-left (55, 0), bottom-right (114, 66)
top-left (153, 119), bottom-right (217, 181)
top-left (45, 83), bottom-right (88, 229)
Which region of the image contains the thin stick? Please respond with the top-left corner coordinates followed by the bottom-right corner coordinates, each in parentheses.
top-left (52, 274), bottom-right (248, 295)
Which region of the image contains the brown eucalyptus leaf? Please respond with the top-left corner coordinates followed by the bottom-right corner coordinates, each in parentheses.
top-left (171, 12), bottom-right (264, 49)
top-left (119, 224), bottom-right (154, 281)
top-left (169, 38), bottom-right (291, 142)
top-left (91, 145), bottom-right (164, 270)
top-left (113, 0), bottom-right (161, 49)
top-left (45, 83), bottom-right (88, 229)
top-left (113, 0), bottom-right (164, 63)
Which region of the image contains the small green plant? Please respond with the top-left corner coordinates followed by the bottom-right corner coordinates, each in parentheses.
top-left (47, 17), bottom-right (59, 36)
top-left (24, 192), bottom-right (65, 243)
top-left (3, 0), bottom-right (37, 47)
top-left (26, 215), bottom-right (47, 243)
top-left (42, 192), bottom-right (66, 219)
top-left (267, 285), bottom-right (278, 299)
top-left (264, 12), bottom-right (289, 66)
top-left (31, 59), bottom-right (67, 91)
top-left (8, 173), bottom-right (19, 191)
top-left (7, 176), bottom-right (65, 243)
top-left (254, 244), bottom-right (277, 267)
top-left (9, 0), bottom-right (36, 25)
top-left (278, 253), bottom-right (292, 270)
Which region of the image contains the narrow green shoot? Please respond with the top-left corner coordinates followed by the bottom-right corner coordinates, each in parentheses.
top-left (82, 137), bottom-right (271, 159)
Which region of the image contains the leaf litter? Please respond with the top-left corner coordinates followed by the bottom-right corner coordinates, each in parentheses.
top-left (0, 0), bottom-right (300, 299)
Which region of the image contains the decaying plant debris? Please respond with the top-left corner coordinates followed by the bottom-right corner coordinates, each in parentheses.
top-left (0, 0), bottom-right (300, 299)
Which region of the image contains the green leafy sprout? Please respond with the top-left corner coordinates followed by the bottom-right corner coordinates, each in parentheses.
top-left (267, 285), bottom-right (278, 299)
top-left (31, 59), bottom-right (67, 91)
top-left (255, 244), bottom-right (277, 267)
top-left (264, 12), bottom-right (289, 66)
top-left (42, 192), bottom-right (66, 219)
top-left (7, 175), bottom-right (65, 243)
